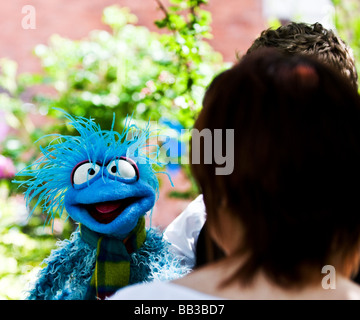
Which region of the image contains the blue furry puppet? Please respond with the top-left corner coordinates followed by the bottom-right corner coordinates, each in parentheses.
top-left (14, 113), bottom-right (188, 300)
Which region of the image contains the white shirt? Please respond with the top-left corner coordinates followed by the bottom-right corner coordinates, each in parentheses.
top-left (163, 195), bottom-right (206, 269)
top-left (109, 281), bottom-right (222, 300)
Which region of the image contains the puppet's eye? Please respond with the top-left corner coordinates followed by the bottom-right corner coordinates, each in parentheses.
top-left (72, 161), bottom-right (100, 186)
top-left (107, 157), bottom-right (139, 180)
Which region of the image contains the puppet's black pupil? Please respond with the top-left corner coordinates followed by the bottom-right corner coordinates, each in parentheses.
top-left (111, 166), bottom-right (117, 173)
top-left (88, 168), bottom-right (96, 175)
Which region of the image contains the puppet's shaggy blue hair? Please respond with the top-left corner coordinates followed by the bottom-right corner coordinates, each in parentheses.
top-left (14, 112), bottom-right (168, 224)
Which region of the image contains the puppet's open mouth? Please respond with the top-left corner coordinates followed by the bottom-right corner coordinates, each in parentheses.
top-left (85, 197), bottom-right (141, 224)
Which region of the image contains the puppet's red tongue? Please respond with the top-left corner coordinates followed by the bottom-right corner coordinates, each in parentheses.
top-left (95, 201), bottom-right (122, 214)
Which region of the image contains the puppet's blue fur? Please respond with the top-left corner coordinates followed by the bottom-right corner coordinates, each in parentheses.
top-left (27, 227), bottom-right (188, 300)
top-left (16, 112), bottom-right (188, 300)
top-left (14, 113), bottom-right (162, 224)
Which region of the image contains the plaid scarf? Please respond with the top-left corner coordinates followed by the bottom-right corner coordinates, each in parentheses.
top-left (80, 216), bottom-right (146, 300)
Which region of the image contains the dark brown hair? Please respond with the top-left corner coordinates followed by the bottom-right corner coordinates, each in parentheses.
top-left (191, 48), bottom-right (360, 288)
top-left (247, 22), bottom-right (358, 90)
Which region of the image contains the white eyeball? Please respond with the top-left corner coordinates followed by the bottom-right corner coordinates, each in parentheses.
top-left (72, 162), bottom-right (100, 185)
top-left (107, 158), bottom-right (138, 180)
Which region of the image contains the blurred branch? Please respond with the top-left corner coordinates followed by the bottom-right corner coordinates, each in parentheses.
top-left (154, 0), bottom-right (169, 18)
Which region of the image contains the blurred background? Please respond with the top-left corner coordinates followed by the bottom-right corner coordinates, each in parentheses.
top-left (0, 0), bottom-right (359, 299)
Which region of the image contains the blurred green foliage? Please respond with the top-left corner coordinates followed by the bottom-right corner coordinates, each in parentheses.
top-left (332, 0), bottom-right (360, 88)
top-left (0, 1), bottom-right (226, 299)
top-left (0, 182), bottom-right (72, 299)
top-left (30, 3), bottom-right (225, 133)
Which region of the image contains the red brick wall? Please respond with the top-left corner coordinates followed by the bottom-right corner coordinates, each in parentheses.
top-left (0, 0), bottom-right (265, 73)
top-left (207, 0), bottom-right (265, 60)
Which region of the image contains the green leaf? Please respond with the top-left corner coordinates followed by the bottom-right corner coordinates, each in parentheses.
top-left (155, 19), bottom-right (168, 29)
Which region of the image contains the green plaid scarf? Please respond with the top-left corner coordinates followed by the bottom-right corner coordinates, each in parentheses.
top-left (80, 217), bottom-right (146, 300)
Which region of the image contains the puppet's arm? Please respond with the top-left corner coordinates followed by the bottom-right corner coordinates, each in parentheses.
top-left (27, 230), bottom-right (96, 300)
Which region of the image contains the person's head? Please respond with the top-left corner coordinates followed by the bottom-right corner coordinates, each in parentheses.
top-left (191, 48), bottom-right (360, 289)
top-left (247, 22), bottom-right (358, 90)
